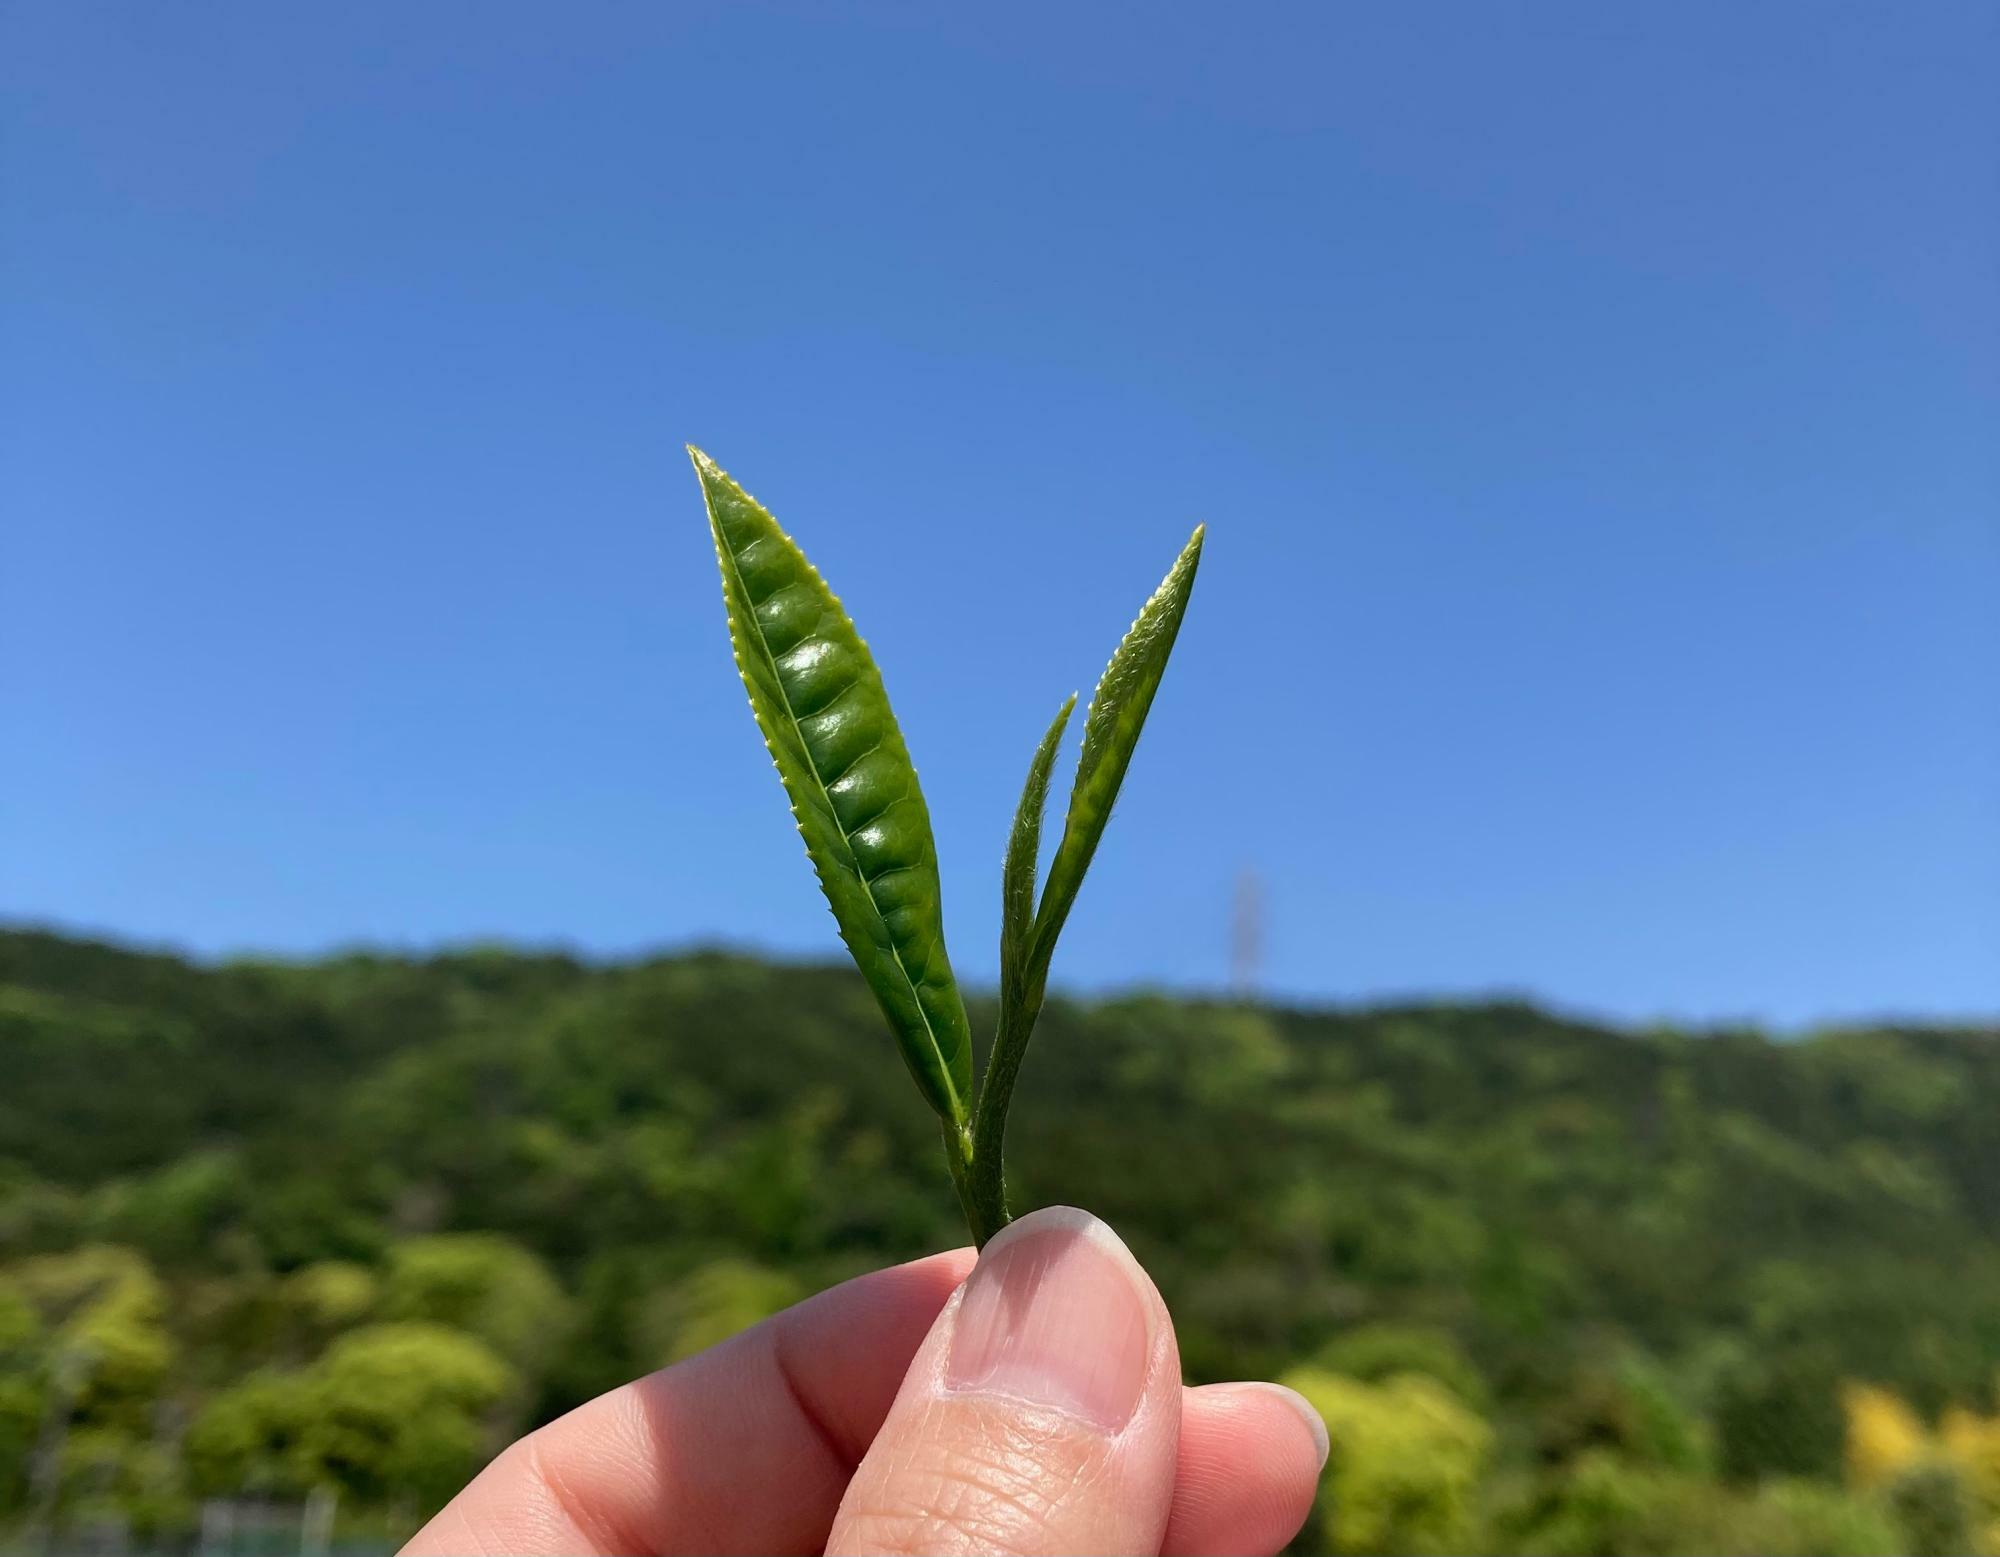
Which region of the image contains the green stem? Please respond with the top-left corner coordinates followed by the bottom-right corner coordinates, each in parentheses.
top-left (942, 1118), bottom-right (1004, 1247)
top-left (965, 957), bottom-right (1052, 1247)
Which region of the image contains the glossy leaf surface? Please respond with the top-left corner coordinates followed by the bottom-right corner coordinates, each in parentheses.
top-left (691, 447), bottom-right (973, 1126)
top-left (1034, 526), bottom-right (1204, 952)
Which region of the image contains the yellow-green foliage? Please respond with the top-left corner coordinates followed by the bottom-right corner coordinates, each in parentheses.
top-left (1310, 1322), bottom-right (1490, 1411)
top-left (644, 1258), bottom-right (806, 1366)
top-left (1737, 1480), bottom-right (1905, 1557)
top-left (1844, 1382), bottom-right (1930, 1488)
top-left (7, 1247), bottom-right (173, 1430)
top-left (0, 1287), bottom-right (37, 1355)
top-left (183, 1370), bottom-right (316, 1498)
top-left (1496, 1453), bottom-right (1902, 1557)
top-left (1942, 1405), bottom-right (2000, 1554)
top-left (58, 1426), bottom-right (188, 1540)
top-left (282, 1261), bottom-right (379, 1335)
top-left (382, 1234), bottom-right (569, 1377)
top-left (1843, 1380), bottom-right (2000, 1554)
top-left (307, 1323), bottom-right (514, 1504)
top-left (0, 1284), bottom-right (44, 1505)
top-left (1280, 1367), bottom-right (1491, 1555)
top-left (186, 1323), bottom-right (514, 1509)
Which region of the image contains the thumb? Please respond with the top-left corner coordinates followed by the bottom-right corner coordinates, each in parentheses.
top-left (826, 1206), bottom-right (1180, 1557)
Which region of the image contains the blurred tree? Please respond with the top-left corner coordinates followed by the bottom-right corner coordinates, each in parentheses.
top-left (7, 1247), bottom-right (173, 1433)
top-left (1538, 1349), bottom-right (1709, 1474)
top-left (284, 1262), bottom-right (380, 1338)
top-left (1844, 1382), bottom-right (1930, 1488)
top-left (1886, 1461), bottom-right (1975, 1557)
top-left (84, 1149), bottom-right (249, 1265)
top-left (54, 1425), bottom-right (190, 1546)
top-left (1715, 1352), bottom-right (1846, 1480)
top-left (1312, 1322), bottom-right (1489, 1411)
top-left (638, 1259), bottom-right (806, 1368)
top-left (184, 1369), bottom-right (315, 1498)
top-left (1732, 1480), bottom-right (1904, 1557)
top-left (1280, 1367), bottom-right (1490, 1554)
top-left (297, 1323), bottom-right (514, 1508)
top-left (1840, 1382), bottom-right (2000, 1555)
top-left (0, 1282), bottom-right (45, 1508)
top-left (1494, 1453), bottom-right (1902, 1557)
top-left (382, 1235), bottom-right (568, 1382)
top-left (1939, 1403), bottom-right (2000, 1553)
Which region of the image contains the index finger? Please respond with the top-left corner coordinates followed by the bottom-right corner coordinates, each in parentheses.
top-left (401, 1246), bottom-right (978, 1557)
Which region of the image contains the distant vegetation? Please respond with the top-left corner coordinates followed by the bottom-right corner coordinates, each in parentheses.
top-left (2, 926), bottom-right (1996, 1553)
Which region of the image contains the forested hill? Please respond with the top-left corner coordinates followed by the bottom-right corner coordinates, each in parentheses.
top-left (3, 925), bottom-right (1998, 1554)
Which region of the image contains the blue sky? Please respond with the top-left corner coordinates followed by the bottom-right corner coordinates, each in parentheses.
top-left (3, 3), bottom-right (1994, 1027)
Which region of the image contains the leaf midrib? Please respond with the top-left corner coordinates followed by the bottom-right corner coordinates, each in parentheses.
top-left (713, 516), bottom-right (965, 1123)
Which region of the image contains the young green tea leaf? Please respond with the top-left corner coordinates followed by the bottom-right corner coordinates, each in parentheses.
top-left (968, 530), bottom-right (1205, 1243)
top-left (1034, 526), bottom-right (1204, 955)
top-left (1000, 693), bottom-right (1076, 1002)
top-left (690, 447), bottom-right (973, 1127)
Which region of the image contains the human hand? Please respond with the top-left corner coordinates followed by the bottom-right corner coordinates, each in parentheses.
top-left (402, 1206), bottom-right (1328, 1555)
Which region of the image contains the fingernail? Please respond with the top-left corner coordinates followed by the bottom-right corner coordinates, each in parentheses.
top-left (946, 1205), bottom-right (1155, 1432)
top-left (1244, 1382), bottom-right (1332, 1468)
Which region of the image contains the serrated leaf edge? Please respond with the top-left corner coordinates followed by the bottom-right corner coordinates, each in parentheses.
top-left (692, 446), bottom-right (969, 1126)
top-left (1033, 524), bottom-right (1204, 946)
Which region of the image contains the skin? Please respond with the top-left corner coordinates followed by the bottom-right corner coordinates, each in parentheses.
top-left (403, 1207), bottom-right (1325, 1557)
